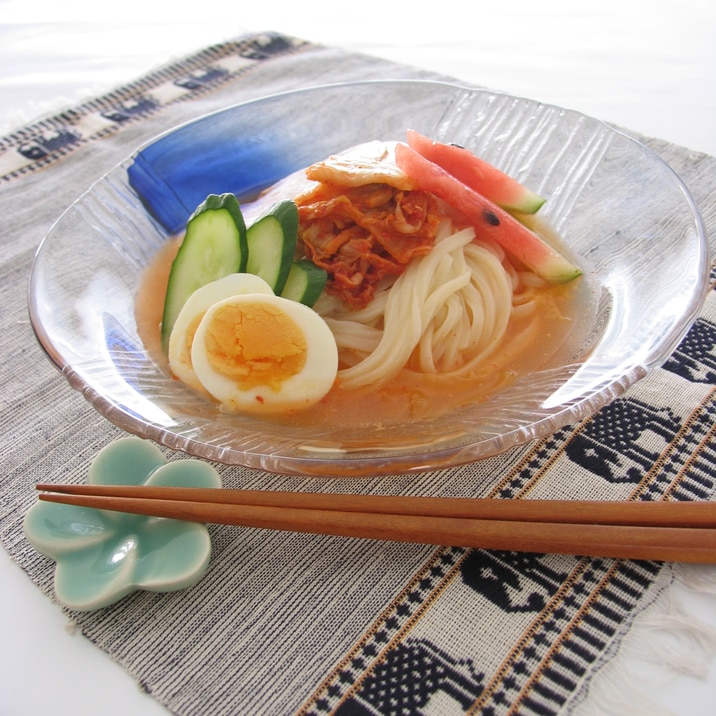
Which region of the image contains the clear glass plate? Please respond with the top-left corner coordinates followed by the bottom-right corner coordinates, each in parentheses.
top-left (28, 80), bottom-right (710, 476)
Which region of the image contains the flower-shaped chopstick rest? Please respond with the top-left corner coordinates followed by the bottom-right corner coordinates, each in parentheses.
top-left (24, 437), bottom-right (221, 611)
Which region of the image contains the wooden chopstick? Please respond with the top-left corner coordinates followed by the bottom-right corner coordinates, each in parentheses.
top-left (35, 484), bottom-right (716, 564)
top-left (35, 484), bottom-right (716, 526)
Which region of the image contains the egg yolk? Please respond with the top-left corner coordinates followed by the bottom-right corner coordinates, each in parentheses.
top-left (201, 301), bottom-right (307, 390)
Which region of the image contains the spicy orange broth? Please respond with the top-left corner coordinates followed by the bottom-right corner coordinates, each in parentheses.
top-left (135, 236), bottom-right (585, 430)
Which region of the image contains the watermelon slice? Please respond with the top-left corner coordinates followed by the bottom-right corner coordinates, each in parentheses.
top-left (394, 143), bottom-right (581, 284)
top-left (406, 129), bottom-right (545, 214)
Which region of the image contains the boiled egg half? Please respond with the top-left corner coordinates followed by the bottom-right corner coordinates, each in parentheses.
top-left (168, 273), bottom-right (274, 394)
top-left (190, 292), bottom-right (338, 414)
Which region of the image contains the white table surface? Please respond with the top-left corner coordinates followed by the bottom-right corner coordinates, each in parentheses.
top-left (2, 1), bottom-right (715, 713)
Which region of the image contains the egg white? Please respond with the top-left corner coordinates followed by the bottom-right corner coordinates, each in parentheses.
top-left (168, 273), bottom-right (274, 392)
top-left (190, 293), bottom-right (338, 414)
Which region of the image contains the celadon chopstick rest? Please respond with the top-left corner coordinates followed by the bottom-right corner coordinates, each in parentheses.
top-left (23, 437), bottom-right (221, 611)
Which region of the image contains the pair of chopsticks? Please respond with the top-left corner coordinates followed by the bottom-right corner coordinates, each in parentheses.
top-left (35, 484), bottom-right (716, 564)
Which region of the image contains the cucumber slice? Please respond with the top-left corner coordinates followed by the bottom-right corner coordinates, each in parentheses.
top-left (245, 200), bottom-right (298, 295)
top-left (281, 260), bottom-right (328, 306)
top-left (161, 193), bottom-right (247, 352)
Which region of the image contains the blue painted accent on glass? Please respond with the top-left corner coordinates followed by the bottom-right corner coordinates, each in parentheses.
top-left (126, 104), bottom-right (299, 234)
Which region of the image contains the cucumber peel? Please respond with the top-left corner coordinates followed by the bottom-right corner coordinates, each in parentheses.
top-left (161, 193), bottom-right (247, 352)
top-left (281, 260), bottom-right (328, 307)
